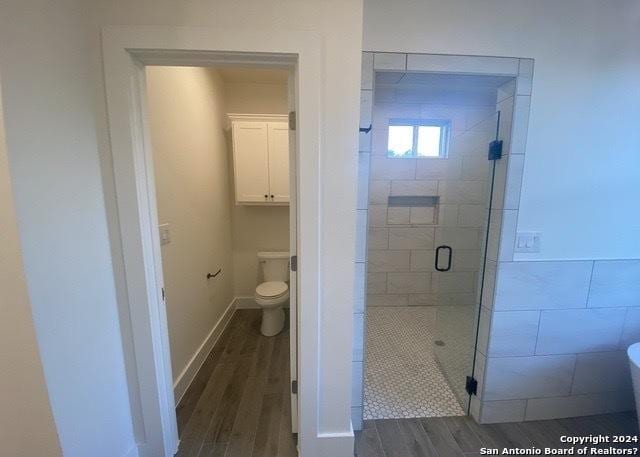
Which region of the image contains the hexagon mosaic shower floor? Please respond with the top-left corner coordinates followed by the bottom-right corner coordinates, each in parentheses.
top-left (363, 307), bottom-right (465, 420)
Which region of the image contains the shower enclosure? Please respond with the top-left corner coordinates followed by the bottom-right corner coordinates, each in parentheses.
top-left (361, 70), bottom-right (516, 419)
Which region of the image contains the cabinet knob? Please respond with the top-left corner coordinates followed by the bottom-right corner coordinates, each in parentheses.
top-left (270, 195), bottom-right (274, 199)
top-left (264, 194), bottom-right (268, 199)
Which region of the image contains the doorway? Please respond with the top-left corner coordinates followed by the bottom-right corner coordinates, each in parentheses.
top-left (354, 52), bottom-right (532, 428)
top-left (364, 71), bottom-right (514, 419)
top-left (101, 27), bottom-right (325, 457)
top-left (142, 65), bottom-right (297, 456)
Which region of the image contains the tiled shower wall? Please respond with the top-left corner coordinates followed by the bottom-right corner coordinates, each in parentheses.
top-left (354, 52), bottom-right (637, 430)
top-left (366, 98), bottom-right (494, 310)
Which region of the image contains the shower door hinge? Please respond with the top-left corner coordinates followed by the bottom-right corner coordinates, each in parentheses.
top-left (465, 376), bottom-right (478, 396)
top-left (161, 287), bottom-right (165, 301)
top-left (289, 111), bottom-right (296, 131)
top-left (291, 380), bottom-right (298, 394)
top-left (488, 139), bottom-right (503, 160)
top-left (290, 255), bottom-right (297, 272)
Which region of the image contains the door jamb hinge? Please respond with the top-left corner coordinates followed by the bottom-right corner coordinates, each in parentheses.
top-left (291, 380), bottom-right (298, 394)
top-left (465, 375), bottom-right (478, 396)
top-left (290, 255), bottom-right (297, 272)
top-left (288, 111), bottom-right (296, 131)
top-left (161, 287), bottom-right (165, 301)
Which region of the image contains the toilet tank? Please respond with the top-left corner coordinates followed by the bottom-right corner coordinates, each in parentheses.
top-left (258, 251), bottom-right (290, 282)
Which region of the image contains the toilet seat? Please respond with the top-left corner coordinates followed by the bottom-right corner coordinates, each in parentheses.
top-left (255, 281), bottom-right (288, 299)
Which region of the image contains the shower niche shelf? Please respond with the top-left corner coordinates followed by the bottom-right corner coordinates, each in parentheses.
top-left (387, 195), bottom-right (439, 207)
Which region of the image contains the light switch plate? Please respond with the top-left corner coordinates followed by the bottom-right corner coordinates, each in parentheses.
top-left (159, 223), bottom-right (171, 245)
top-left (515, 231), bottom-right (541, 253)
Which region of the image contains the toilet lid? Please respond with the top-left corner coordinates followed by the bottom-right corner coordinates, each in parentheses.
top-left (256, 281), bottom-right (288, 298)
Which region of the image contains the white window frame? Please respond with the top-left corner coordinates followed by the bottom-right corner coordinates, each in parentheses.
top-left (387, 118), bottom-right (451, 159)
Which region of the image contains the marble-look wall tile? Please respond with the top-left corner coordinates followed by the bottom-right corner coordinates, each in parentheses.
top-left (367, 250), bottom-right (410, 272)
top-left (451, 250), bottom-right (482, 271)
top-left (357, 153), bottom-right (370, 210)
top-left (432, 271), bottom-right (475, 293)
top-left (488, 310), bottom-right (539, 357)
top-left (360, 90), bottom-right (373, 127)
top-left (368, 228), bottom-right (389, 250)
top-left (354, 262), bottom-right (365, 313)
top-left (480, 400), bottom-right (526, 423)
top-left (409, 207), bottom-right (435, 224)
top-left (438, 180), bottom-right (486, 204)
top-left (367, 294), bottom-right (408, 307)
top-left (389, 227), bottom-right (434, 249)
top-left (361, 52), bottom-right (374, 90)
top-left (368, 205), bottom-right (387, 227)
top-left (367, 272), bottom-right (387, 294)
top-left (416, 156), bottom-right (462, 180)
top-left (588, 260), bottom-right (640, 308)
top-left (387, 272), bottom-right (431, 294)
top-left (369, 180), bottom-right (390, 204)
top-left (510, 96), bottom-right (531, 154)
top-left (620, 307), bottom-right (640, 349)
top-left (353, 312), bottom-right (364, 361)
top-left (480, 260), bottom-right (497, 309)
top-left (484, 355), bottom-right (576, 401)
top-left (435, 227), bottom-right (481, 250)
top-left (370, 156), bottom-right (416, 180)
top-left (536, 308), bottom-right (626, 355)
top-left (458, 205), bottom-right (486, 227)
top-left (476, 306), bottom-right (492, 355)
top-left (352, 361), bottom-right (364, 406)
top-left (438, 205), bottom-right (459, 226)
top-left (387, 207), bottom-right (410, 225)
top-left (525, 394), bottom-right (608, 421)
top-left (571, 351), bottom-right (632, 394)
top-left (355, 209), bottom-right (367, 262)
top-left (406, 54), bottom-right (519, 76)
top-left (410, 250), bottom-right (436, 272)
top-left (408, 293), bottom-right (437, 306)
top-left (374, 52), bottom-right (407, 71)
top-left (493, 261), bottom-right (592, 310)
top-left (390, 179), bottom-right (438, 196)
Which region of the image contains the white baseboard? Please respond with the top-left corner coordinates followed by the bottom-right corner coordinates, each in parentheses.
top-left (173, 299), bottom-right (236, 404)
top-left (317, 431), bottom-right (355, 457)
top-left (234, 296), bottom-right (260, 309)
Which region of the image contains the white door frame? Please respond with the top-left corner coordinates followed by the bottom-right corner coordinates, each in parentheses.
top-left (101, 26), bottom-right (322, 457)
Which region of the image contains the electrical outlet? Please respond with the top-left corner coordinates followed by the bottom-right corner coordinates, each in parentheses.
top-left (159, 223), bottom-right (171, 245)
top-left (515, 231), bottom-right (541, 253)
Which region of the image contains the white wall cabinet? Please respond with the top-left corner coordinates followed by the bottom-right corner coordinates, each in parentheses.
top-left (229, 114), bottom-right (289, 205)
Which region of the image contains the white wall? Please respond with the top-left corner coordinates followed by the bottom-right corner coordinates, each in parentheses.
top-left (364, 0), bottom-right (640, 260)
top-left (145, 66), bottom-right (235, 384)
top-left (224, 81), bottom-right (290, 298)
top-left (0, 1), bottom-right (138, 456)
top-left (0, 0), bottom-right (362, 455)
top-left (0, 77), bottom-right (62, 457)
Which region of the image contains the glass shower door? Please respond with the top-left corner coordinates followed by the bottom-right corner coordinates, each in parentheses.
top-left (431, 110), bottom-right (501, 412)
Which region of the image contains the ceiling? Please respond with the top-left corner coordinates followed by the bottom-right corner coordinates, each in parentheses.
top-left (217, 67), bottom-right (289, 84)
top-left (375, 71), bottom-right (513, 89)
top-left (375, 71), bottom-right (514, 106)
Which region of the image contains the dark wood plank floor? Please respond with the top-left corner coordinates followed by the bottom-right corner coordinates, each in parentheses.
top-left (356, 412), bottom-right (638, 457)
top-left (177, 309), bottom-right (638, 457)
top-left (176, 309), bottom-right (297, 457)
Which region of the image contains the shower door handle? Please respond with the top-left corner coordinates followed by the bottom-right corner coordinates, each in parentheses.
top-left (435, 245), bottom-right (452, 272)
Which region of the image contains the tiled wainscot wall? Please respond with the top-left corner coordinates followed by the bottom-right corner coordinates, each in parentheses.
top-left (475, 259), bottom-right (640, 422)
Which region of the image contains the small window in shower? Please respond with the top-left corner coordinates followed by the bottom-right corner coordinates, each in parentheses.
top-left (387, 119), bottom-right (450, 158)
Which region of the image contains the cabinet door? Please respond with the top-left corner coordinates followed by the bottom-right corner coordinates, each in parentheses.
top-left (232, 122), bottom-right (270, 203)
top-left (267, 122), bottom-right (290, 203)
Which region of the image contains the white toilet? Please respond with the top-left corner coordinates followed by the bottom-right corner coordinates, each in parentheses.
top-left (628, 343), bottom-right (640, 423)
top-left (255, 251), bottom-right (290, 336)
